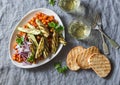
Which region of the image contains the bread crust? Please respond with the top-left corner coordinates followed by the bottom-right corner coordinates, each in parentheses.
top-left (66, 46), bottom-right (85, 71)
top-left (89, 53), bottom-right (111, 77)
top-left (77, 46), bottom-right (100, 69)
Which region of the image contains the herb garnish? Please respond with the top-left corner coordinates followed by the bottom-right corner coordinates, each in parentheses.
top-left (49, 0), bottom-right (55, 6)
top-left (27, 54), bottom-right (35, 63)
top-left (16, 36), bottom-right (24, 46)
top-left (48, 22), bottom-right (64, 32)
top-left (54, 62), bottom-right (68, 74)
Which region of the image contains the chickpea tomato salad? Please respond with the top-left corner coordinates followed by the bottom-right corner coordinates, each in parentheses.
top-left (12, 12), bottom-right (66, 65)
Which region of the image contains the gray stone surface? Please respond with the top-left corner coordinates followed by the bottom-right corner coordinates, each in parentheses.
top-left (0, 0), bottom-right (120, 85)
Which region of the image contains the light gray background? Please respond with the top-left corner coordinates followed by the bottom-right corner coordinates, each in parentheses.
top-left (0, 0), bottom-right (120, 85)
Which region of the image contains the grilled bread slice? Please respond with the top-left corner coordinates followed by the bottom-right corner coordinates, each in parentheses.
top-left (77, 46), bottom-right (100, 69)
top-left (66, 46), bottom-right (85, 71)
top-left (88, 53), bottom-right (111, 77)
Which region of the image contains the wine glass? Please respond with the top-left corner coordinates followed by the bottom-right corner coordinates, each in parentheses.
top-left (68, 17), bottom-right (91, 40)
top-left (58, 0), bottom-right (85, 16)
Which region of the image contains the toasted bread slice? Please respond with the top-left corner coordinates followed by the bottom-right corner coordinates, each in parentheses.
top-left (77, 46), bottom-right (100, 69)
top-left (89, 53), bottom-right (111, 77)
top-left (66, 46), bottom-right (85, 71)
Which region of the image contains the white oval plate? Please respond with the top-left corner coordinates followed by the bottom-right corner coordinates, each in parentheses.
top-left (9, 8), bottom-right (65, 68)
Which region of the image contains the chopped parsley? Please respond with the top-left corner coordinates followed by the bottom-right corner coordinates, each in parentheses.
top-left (48, 22), bottom-right (64, 32)
top-left (27, 54), bottom-right (35, 63)
top-left (54, 62), bottom-right (68, 74)
top-left (49, 0), bottom-right (55, 6)
top-left (16, 36), bottom-right (24, 46)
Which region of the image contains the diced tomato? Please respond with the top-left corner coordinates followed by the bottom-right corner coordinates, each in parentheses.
top-left (18, 31), bottom-right (26, 37)
top-left (12, 54), bottom-right (23, 63)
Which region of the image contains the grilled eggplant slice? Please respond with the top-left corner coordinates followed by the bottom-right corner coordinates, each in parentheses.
top-left (43, 38), bottom-right (50, 58)
top-left (27, 34), bottom-right (38, 47)
top-left (28, 37), bottom-right (36, 54)
top-left (43, 48), bottom-right (49, 59)
top-left (51, 30), bottom-right (59, 53)
top-left (27, 23), bottom-right (39, 47)
top-left (35, 37), bottom-right (44, 59)
top-left (27, 23), bottom-right (36, 29)
top-left (59, 34), bottom-right (66, 46)
top-left (36, 19), bottom-right (49, 37)
top-left (18, 27), bottom-right (41, 35)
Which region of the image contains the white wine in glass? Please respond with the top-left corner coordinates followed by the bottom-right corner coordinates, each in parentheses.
top-left (58, 0), bottom-right (85, 15)
top-left (68, 19), bottom-right (91, 40)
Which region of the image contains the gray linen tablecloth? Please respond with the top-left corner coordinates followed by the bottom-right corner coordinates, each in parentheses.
top-left (0, 0), bottom-right (120, 85)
